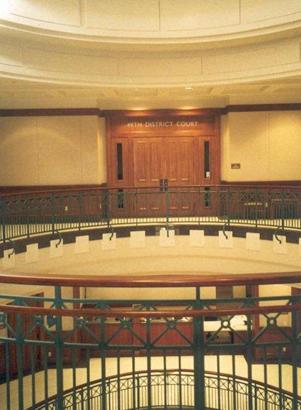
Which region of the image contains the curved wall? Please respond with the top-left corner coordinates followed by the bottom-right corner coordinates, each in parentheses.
top-left (221, 110), bottom-right (301, 182)
top-left (1, 111), bottom-right (301, 186)
top-left (0, 115), bottom-right (107, 185)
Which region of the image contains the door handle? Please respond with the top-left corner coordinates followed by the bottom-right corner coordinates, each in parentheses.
top-left (159, 179), bottom-right (168, 192)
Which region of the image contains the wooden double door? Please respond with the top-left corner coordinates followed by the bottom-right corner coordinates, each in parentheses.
top-left (133, 137), bottom-right (195, 188)
top-left (131, 136), bottom-right (195, 216)
top-left (106, 110), bottom-right (220, 217)
top-left (109, 135), bottom-right (218, 217)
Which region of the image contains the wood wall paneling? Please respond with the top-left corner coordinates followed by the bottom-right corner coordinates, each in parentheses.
top-left (149, 139), bottom-right (163, 185)
top-left (106, 110), bottom-right (221, 189)
top-left (105, 110), bottom-right (221, 217)
top-left (133, 139), bottom-right (150, 186)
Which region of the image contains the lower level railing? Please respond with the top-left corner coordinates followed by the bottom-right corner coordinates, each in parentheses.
top-left (31, 369), bottom-right (301, 410)
top-left (1, 185), bottom-right (300, 242)
top-left (1, 273), bottom-right (301, 409)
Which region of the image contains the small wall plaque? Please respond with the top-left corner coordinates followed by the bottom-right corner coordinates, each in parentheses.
top-left (231, 163), bottom-right (241, 169)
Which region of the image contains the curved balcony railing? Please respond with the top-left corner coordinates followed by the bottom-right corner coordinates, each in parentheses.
top-left (0, 185), bottom-right (300, 243)
top-left (31, 369), bottom-right (301, 410)
top-left (0, 272), bottom-right (301, 409)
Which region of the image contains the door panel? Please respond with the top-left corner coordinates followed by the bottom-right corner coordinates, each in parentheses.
top-left (133, 140), bottom-right (149, 185)
top-left (165, 139), bottom-right (177, 183)
top-left (149, 139), bottom-right (164, 185)
top-left (165, 138), bottom-right (195, 215)
top-left (176, 138), bottom-right (195, 185)
top-left (163, 138), bottom-right (194, 186)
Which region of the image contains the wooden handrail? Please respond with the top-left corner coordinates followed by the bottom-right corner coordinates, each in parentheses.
top-left (0, 184), bottom-right (300, 198)
top-left (0, 271), bottom-right (301, 287)
top-left (0, 186), bottom-right (105, 197)
top-left (0, 302), bottom-right (299, 318)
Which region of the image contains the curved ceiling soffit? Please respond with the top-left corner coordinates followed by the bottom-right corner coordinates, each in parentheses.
top-left (1, 3), bottom-right (301, 89)
top-left (1, 39), bottom-right (301, 88)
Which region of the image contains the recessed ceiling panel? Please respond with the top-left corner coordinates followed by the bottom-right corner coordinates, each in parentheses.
top-left (10, 0), bottom-right (81, 26)
top-left (85, 0), bottom-right (160, 31)
top-left (161, 0), bottom-right (240, 31)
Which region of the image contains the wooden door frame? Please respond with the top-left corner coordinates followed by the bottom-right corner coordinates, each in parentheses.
top-left (105, 109), bottom-right (221, 189)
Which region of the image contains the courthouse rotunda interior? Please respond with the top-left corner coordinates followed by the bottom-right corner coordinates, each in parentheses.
top-left (0, 1), bottom-right (301, 410)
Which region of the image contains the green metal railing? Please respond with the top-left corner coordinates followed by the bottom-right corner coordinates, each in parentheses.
top-left (0, 273), bottom-right (301, 409)
top-left (31, 370), bottom-right (301, 410)
top-left (0, 184), bottom-right (300, 409)
top-left (0, 185), bottom-right (300, 242)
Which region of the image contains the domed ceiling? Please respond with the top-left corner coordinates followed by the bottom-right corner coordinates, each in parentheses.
top-left (0, 0), bottom-right (301, 109)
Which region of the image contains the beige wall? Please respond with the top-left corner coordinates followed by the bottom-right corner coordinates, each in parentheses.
top-left (0, 115), bottom-right (106, 185)
top-left (221, 110), bottom-right (301, 181)
top-left (1, 110), bottom-right (301, 186)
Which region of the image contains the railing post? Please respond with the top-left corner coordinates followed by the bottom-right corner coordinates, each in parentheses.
top-left (54, 286), bottom-right (64, 410)
top-left (227, 188), bottom-right (231, 227)
top-left (104, 189), bottom-right (110, 226)
top-left (78, 192), bottom-right (83, 231)
top-left (100, 314), bottom-right (107, 410)
top-left (255, 188), bottom-right (259, 228)
top-left (0, 196), bottom-right (6, 243)
top-left (51, 193), bottom-right (55, 236)
top-left (80, 388), bottom-right (84, 410)
top-left (137, 376), bottom-right (140, 409)
top-left (16, 309), bottom-right (25, 410)
top-left (193, 287), bottom-right (205, 410)
top-left (165, 187), bottom-right (170, 228)
top-left (146, 317), bottom-right (152, 410)
top-left (291, 300), bottom-right (299, 410)
top-left (26, 196), bottom-right (30, 239)
top-left (296, 192), bottom-right (301, 229)
top-left (246, 313), bottom-right (254, 410)
top-left (281, 190), bottom-right (285, 231)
